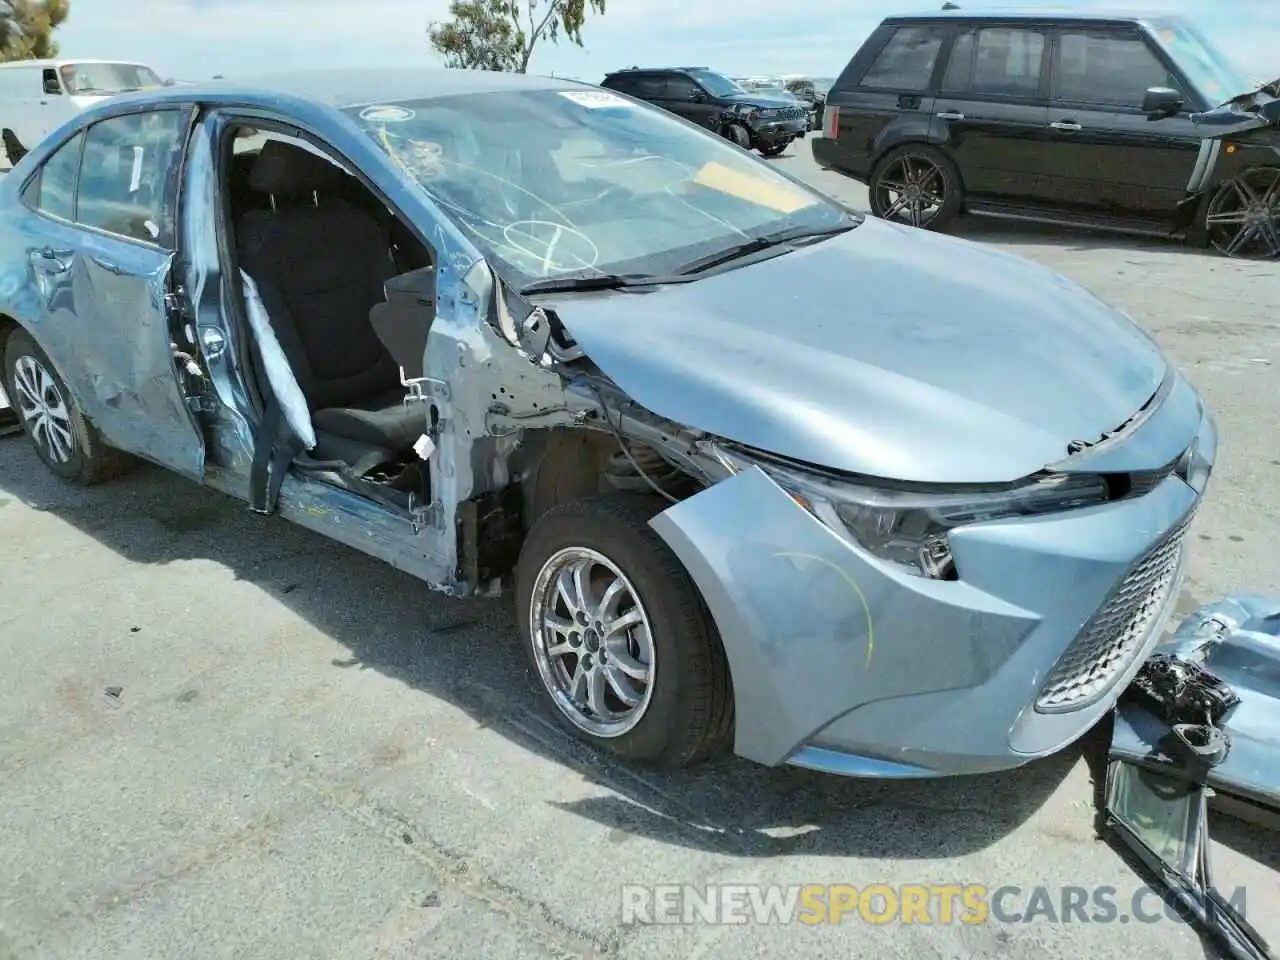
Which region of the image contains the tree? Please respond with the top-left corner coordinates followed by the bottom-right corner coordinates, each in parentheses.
top-left (428, 0), bottom-right (605, 74)
top-left (1, 0), bottom-right (70, 62)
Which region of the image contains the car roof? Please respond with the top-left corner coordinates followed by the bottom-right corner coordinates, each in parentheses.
top-left (0, 58), bottom-right (153, 70)
top-left (133, 68), bottom-right (589, 109)
top-left (887, 6), bottom-right (1186, 25)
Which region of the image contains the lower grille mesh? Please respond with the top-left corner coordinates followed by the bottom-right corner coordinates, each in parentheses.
top-left (1035, 512), bottom-right (1193, 713)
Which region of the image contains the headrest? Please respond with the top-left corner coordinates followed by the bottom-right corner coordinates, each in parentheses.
top-left (247, 139), bottom-right (345, 197)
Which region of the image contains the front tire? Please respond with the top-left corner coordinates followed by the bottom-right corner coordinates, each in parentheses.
top-left (759, 142), bottom-right (790, 158)
top-left (1203, 167), bottom-right (1280, 259)
top-left (3, 328), bottom-right (130, 484)
top-left (869, 144), bottom-right (963, 230)
top-left (723, 123), bottom-right (750, 149)
top-left (515, 493), bottom-right (733, 769)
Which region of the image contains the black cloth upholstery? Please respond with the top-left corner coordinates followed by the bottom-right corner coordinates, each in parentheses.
top-left (247, 138), bottom-right (346, 197)
top-left (236, 139), bottom-right (423, 460)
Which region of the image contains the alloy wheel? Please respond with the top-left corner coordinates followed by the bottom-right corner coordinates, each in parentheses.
top-left (11, 354), bottom-right (75, 463)
top-left (1205, 167), bottom-right (1280, 259)
top-left (874, 154), bottom-right (947, 227)
top-left (528, 546), bottom-right (656, 738)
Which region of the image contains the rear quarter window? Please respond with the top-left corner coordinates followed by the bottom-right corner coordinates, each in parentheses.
top-left (858, 24), bottom-right (947, 92)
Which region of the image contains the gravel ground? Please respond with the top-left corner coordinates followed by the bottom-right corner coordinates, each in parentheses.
top-left (1, 141), bottom-right (1278, 960)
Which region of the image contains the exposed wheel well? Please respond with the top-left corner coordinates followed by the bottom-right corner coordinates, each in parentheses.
top-left (520, 427), bottom-right (705, 536)
top-left (0, 315), bottom-right (21, 367)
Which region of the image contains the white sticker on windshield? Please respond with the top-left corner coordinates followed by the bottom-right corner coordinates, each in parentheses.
top-left (359, 105), bottom-right (414, 122)
top-left (558, 90), bottom-right (631, 109)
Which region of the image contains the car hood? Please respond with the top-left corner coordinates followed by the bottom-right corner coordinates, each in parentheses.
top-left (724, 93), bottom-right (797, 109)
top-left (553, 218), bottom-right (1170, 484)
top-left (1191, 78), bottom-right (1280, 136)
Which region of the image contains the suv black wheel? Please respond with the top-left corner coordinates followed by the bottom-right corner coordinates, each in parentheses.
top-left (2, 328), bottom-right (131, 484)
top-left (723, 123), bottom-right (750, 149)
top-left (515, 493), bottom-right (734, 769)
top-left (869, 144), bottom-right (963, 230)
top-left (759, 142), bottom-right (790, 158)
top-left (1204, 167), bottom-right (1280, 260)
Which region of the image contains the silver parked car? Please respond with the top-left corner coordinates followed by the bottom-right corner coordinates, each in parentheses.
top-left (0, 69), bottom-right (1215, 778)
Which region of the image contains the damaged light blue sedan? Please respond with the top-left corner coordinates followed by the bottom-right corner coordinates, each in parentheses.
top-left (0, 70), bottom-right (1217, 778)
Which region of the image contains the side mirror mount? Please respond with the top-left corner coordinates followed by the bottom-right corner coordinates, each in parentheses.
top-left (1143, 86), bottom-right (1184, 119)
top-left (42, 76), bottom-right (61, 95)
top-left (690, 89), bottom-right (705, 103)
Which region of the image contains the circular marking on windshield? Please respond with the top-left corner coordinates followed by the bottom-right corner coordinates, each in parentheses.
top-left (359, 105), bottom-right (414, 122)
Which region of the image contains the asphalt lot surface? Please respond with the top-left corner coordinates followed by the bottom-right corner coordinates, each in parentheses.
top-left (2, 141), bottom-right (1279, 960)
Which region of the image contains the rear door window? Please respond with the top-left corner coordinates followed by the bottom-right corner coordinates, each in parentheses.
top-left (629, 75), bottom-right (667, 99)
top-left (1053, 30), bottom-right (1180, 108)
top-left (76, 109), bottom-right (188, 247)
top-left (859, 24), bottom-right (947, 91)
top-left (662, 75), bottom-right (700, 100)
top-left (944, 27), bottom-right (1046, 98)
top-left (33, 132), bottom-right (83, 221)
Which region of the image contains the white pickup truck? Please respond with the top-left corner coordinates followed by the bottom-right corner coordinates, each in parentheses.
top-left (0, 58), bottom-right (166, 169)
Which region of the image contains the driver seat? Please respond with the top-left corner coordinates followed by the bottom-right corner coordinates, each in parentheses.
top-left (236, 139), bottom-right (424, 467)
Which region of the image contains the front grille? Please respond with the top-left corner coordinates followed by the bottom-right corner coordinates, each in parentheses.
top-left (781, 106), bottom-right (806, 120)
top-left (1035, 511), bottom-right (1193, 713)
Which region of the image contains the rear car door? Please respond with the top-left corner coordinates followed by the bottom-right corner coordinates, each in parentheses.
top-left (1040, 25), bottom-right (1204, 221)
top-left (21, 107), bottom-right (206, 479)
top-left (821, 22), bottom-right (947, 180)
top-left (931, 23), bottom-right (1052, 203)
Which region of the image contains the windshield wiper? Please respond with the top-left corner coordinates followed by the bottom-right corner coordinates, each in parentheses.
top-left (518, 273), bottom-right (674, 295)
top-left (673, 221), bottom-right (857, 276)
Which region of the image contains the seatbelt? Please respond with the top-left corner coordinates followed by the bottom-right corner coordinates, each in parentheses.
top-left (249, 396), bottom-right (304, 515)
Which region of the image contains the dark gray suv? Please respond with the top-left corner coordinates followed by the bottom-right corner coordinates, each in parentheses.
top-left (601, 66), bottom-right (810, 157)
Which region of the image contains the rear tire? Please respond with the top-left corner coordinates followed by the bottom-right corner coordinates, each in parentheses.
top-left (2, 328), bottom-right (131, 484)
top-left (515, 493), bottom-right (733, 769)
top-left (869, 144), bottom-right (963, 230)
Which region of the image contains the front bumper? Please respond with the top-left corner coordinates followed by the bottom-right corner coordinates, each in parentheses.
top-left (753, 118), bottom-right (807, 145)
top-left (649, 375), bottom-right (1217, 779)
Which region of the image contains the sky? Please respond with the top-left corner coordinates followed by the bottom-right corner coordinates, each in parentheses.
top-left (55, 0), bottom-right (1277, 86)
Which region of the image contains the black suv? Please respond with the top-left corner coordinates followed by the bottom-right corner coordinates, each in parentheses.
top-left (601, 66), bottom-right (810, 157)
top-left (813, 11), bottom-right (1280, 258)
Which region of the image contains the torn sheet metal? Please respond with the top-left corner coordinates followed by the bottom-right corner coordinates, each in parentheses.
top-left (240, 270), bottom-right (316, 451)
top-left (1192, 80), bottom-right (1280, 137)
top-left (1112, 596), bottom-right (1280, 811)
top-left (1105, 596), bottom-right (1280, 960)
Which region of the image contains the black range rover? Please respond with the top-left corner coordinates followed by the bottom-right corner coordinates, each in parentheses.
top-left (813, 10), bottom-right (1280, 258)
top-left (601, 66), bottom-right (811, 157)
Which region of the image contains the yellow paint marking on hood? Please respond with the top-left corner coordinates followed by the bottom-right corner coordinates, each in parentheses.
top-left (692, 162), bottom-right (819, 214)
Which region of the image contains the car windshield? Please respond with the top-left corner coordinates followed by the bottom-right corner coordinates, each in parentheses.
top-left (687, 70), bottom-right (745, 98)
top-left (346, 90), bottom-right (852, 287)
top-left (60, 62), bottom-right (162, 94)
top-left (1146, 18), bottom-right (1256, 103)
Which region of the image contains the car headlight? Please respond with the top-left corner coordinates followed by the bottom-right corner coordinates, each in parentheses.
top-left (721, 450), bottom-right (1109, 579)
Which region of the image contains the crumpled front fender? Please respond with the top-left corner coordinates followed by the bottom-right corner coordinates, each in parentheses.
top-left (648, 466), bottom-right (1035, 768)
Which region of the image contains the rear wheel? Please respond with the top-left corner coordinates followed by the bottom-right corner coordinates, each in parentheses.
top-left (515, 493), bottom-right (733, 768)
top-left (1204, 167), bottom-right (1280, 259)
top-left (2, 328), bottom-right (130, 484)
top-left (869, 144), bottom-right (963, 230)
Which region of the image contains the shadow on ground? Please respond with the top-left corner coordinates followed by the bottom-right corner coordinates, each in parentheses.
top-left (0, 437), bottom-right (1240, 865)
